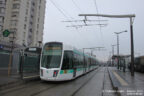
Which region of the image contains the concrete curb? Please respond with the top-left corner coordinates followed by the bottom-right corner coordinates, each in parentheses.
top-left (108, 68), bottom-right (121, 96)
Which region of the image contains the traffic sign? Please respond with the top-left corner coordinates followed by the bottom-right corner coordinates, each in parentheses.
top-left (3, 29), bottom-right (10, 37)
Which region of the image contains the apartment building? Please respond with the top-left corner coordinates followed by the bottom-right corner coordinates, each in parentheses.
top-left (2, 0), bottom-right (46, 47)
top-left (0, 0), bottom-right (6, 38)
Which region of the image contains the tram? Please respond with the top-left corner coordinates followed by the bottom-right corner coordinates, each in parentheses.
top-left (40, 42), bottom-right (98, 81)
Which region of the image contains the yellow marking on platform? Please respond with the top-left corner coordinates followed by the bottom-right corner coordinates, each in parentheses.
top-left (112, 71), bottom-right (128, 86)
top-left (23, 75), bottom-right (39, 79)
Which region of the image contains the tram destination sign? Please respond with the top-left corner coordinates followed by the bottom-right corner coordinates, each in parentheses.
top-left (45, 47), bottom-right (62, 50)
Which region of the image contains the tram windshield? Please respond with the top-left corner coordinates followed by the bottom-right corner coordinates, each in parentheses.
top-left (41, 43), bottom-right (62, 68)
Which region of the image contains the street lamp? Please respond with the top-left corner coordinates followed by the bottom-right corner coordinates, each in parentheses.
top-left (112, 44), bottom-right (116, 56)
top-left (114, 30), bottom-right (127, 70)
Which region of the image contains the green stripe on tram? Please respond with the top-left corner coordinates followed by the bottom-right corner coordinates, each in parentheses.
top-left (68, 69), bottom-right (74, 73)
top-left (60, 70), bottom-right (64, 74)
top-left (60, 68), bottom-right (84, 74)
top-left (60, 69), bottom-right (74, 74)
top-left (77, 68), bottom-right (82, 71)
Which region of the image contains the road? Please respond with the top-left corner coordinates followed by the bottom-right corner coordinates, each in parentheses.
top-left (0, 67), bottom-right (116, 96)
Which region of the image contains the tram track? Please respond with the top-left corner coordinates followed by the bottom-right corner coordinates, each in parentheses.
top-left (29, 67), bottom-right (101, 96)
top-left (1, 81), bottom-right (60, 96)
top-left (1, 67), bottom-right (101, 96)
top-left (30, 68), bottom-right (101, 96)
top-left (1, 81), bottom-right (43, 95)
top-left (30, 85), bottom-right (59, 96)
top-left (102, 67), bottom-right (106, 96)
top-left (1, 80), bottom-right (64, 96)
top-left (70, 67), bottom-right (102, 96)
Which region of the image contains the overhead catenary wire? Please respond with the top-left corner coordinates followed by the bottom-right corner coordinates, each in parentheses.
top-left (71, 0), bottom-right (84, 13)
top-left (49, 0), bottom-right (89, 46)
top-left (93, 0), bottom-right (105, 47)
top-left (49, 0), bottom-right (79, 27)
top-left (62, 20), bottom-right (108, 22)
top-left (93, 0), bottom-right (107, 61)
top-left (70, 0), bottom-right (96, 47)
top-left (94, 0), bottom-right (99, 14)
top-left (49, 0), bottom-right (97, 48)
top-left (66, 24), bottom-right (107, 27)
top-left (49, 0), bottom-right (69, 19)
top-left (53, 1), bottom-right (75, 20)
top-left (66, 0), bottom-right (104, 50)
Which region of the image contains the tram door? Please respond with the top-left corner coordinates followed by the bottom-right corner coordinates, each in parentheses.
top-left (83, 56), bottom-right (86, 74)
top-left (73, 53), bottom-right (76, 78)
top-left (73, 67), bottom-right (76, 77)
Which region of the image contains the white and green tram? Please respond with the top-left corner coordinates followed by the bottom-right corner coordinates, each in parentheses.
top-left (40, 42), bottom-right (98, 81)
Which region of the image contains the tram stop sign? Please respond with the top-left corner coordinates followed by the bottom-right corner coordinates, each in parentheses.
top-left (3, 29), bottom-right (10, 37)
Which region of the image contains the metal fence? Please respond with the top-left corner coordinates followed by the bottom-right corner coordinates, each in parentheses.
top-left (0, 51), bottom-right (9, 68)
top-left (0, 50), bottom-right (21, 76)
top-left (0, 49), bottom-right (41, 79)
top-left (0, 51), bottom-right (10, 76)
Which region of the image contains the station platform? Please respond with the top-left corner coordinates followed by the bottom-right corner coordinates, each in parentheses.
top-left (108, 67), bottom-right (144, 96)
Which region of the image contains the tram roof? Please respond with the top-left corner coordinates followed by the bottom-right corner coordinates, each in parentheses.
top-left (63, 44), bottom-right (96, 59)
top-left (44, 42), bottom-right (97, 59)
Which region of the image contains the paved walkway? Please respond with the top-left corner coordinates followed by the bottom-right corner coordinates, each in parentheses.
top-left (0, 76), bottom-right (18, 86)
top-left (0, 69), bottom-right (22, 89)
top-left (0, 68), bottom-right (39, 89)
top-left (108, 67), bottom-right (144, 96)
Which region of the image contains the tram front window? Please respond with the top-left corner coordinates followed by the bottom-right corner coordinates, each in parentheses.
top-left (41, 55), bottom-right (61, 68)
top-left (41, 43), bottom-right (62, 68)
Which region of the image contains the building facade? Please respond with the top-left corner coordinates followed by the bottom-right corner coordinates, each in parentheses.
top-left (2, 0), bottom-right (46, 47)
top-left (0, 0), bottom-right (6, 39)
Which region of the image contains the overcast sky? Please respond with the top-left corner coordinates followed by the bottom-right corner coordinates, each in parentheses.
top-left (43, 0), bottom-right (144, 61)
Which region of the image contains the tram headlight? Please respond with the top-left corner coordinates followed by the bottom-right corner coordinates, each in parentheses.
top-left (53, 70), bottom-right (59, 77)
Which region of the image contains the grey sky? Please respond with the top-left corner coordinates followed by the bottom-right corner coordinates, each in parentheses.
top-left (43, 0), bottom-right (144, 61)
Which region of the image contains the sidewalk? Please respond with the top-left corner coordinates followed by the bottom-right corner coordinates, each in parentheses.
top-left (108, 67), bottom-right (144, 96)
top-left (0, 70), bottom-right (40, 90)
top-left (0, 69), bottom-right (23, 90)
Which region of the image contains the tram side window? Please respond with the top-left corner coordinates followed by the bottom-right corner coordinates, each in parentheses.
top-left (88, 58), bottom-right (90, 66)
top-left (62, 51), bottom-right (73, 70)
top-left (73, 53), bottom-right (76, 68)
top-left (73, 53), bottom-right (79, 68)
top-left (91, 59), bottom-right (94, 65)
top-left (91, 58), bottom-right (95, 65)
top-left (73, 53), bottom-right (84, 68)
top-left (78, 55), bottom-right (83, 68)
top-left (85, 57), bottom-right (89, 67)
